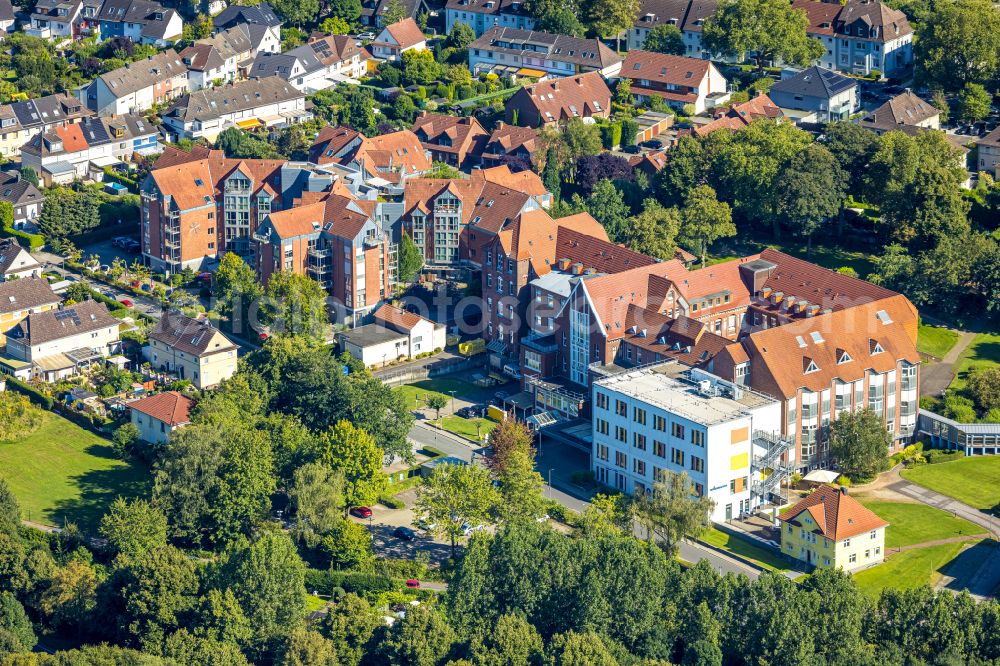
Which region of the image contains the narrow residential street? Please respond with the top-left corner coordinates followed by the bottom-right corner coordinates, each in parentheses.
top-left (406, 420), bottom-right (765, 579)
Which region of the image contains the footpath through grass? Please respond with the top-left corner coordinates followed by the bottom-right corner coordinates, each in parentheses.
top-left (901, 456), bottom-right (1000, 514)
top-left (852, 541), bottom-right (969, 598)
top-left (917, 323), bottom-right (961, 360)
top-left (699, 527), bottom-right (791, 572)
top-left (949, 332), bottom-right (1000, 392)
top-left (855, 499), bottom-right (984, 548)
top-left (394, 378), bottom-right (495, 411)
top-left (0, 412), bottom-right (148, 533)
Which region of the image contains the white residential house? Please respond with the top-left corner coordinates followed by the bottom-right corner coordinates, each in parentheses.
top-left (619, 50), bottom-right (727, 114)
top-left (129, 391), bottom-right (193, 445)
top-left (444, 0), bottom-right (535, 37)
top-left (339, 304), bottom-right (447, 367)
top-left (20, 114), bottom-right (159, 186)
top-left (0, 238), bottom-right (42, 281)
top-left (4, 300), bottom-right (121, 382)
top-left (592, 363), bottom-right (786, 522)
top-left (469, 27), bottom-right (624, 80)
top-left (82, 51), bottom-right (189, 116)
top-left (161, 76), bottom-right (309, 141)
top-left (180, 25), bottom-right (260, 91)
top-left (248, 48), bottom-right (330, 93)
top-left (145, 312), bottom-right (239, 389)
top-left (370, 18), bottom-right (426, 61)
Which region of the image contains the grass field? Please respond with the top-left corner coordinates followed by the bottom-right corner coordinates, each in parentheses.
top-left (437, 416), bottom-right (496, 442)
top-left (901, 456), bottom-right (1000, 513)
top-left (707, 240), bottom-right (875, 278)
top-left (949, 332), bottom-right (1000, 392)
top-left (917, 323), bottom-right (961, 360)
top-left (699, 527), bottom-right (791, 572)
top-left (852, 541), bottom-right (969, 598)
top-left (0, 412), bottom-right (148, 533)
top-left (394, 378), bottom-right (496, 411)
top-left (855, 499), bottom-right (984, 548)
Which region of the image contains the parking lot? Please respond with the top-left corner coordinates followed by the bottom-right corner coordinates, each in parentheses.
top-left (81, 234), bottom-right (142, 269)
top-left (349, 489), bottom-right (456, 564)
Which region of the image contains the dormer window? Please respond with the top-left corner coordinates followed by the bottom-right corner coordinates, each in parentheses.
top-left (871, 341), bottom-right (884, 355)
top-left (838, 351), bottom-right (852, 364)
top-left (805, 360), bottom-right (819, 374)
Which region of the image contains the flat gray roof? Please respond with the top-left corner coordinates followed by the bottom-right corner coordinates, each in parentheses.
top-left (595, 362), bottom-right (775, 426)
top-left (340, 323), bottom-right (407, 348)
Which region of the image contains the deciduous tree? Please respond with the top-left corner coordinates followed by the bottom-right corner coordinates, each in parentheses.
top-left (703, 0), bottom-right (824, 68)
top-left (99, 497), bottom-right (168, 558)
top-left (318, 420), bottom-right (387, 509)
top-left (289, 463), bottom-right (345, 544)
top-left (634, 471), bottom-right (714, 554)
top-left (774, 143), bottom-right (846, 249)
top-left (469, 614), bottom-right (543, 666)
top-left (915, 0), bottom-right (1000, 91)
top-left (280, 628), bottom-right (339, 666)
top-left (116, 545), bottom-right (199, 651)
top-left (582, 0), bottom-right (640, 50)
top-left (398, 231), bottom-right (424, 284)
top-left (415, 463), bottom-right (499, 556)
top-left (679, 185), bottom-right (734, 264)
top-left (261, 271), bottom-right (328, 339)
top-left (829, 408), bottom-right (891, 482)
top-left (957, 82), bottom-right (991, 123)
top-left (380, 604), bottom-right (456, 666)
top-left (644, 24), bottom-right (685, 54)
top-left (585, 179), bottom-right (630, 241)
top-left (622, 198), bottom-right (681, 261)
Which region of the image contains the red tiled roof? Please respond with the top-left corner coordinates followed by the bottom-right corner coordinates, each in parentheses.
top-left (384, 17), bottom-right (425, 49)
top-left (374, 303), bottom-right (425, 331)
top-left (129, 391), bottom-right (193, 427)
top-left (621, 50), bottom-right (712, 87)
top-left (778, 485), bottom-right (889, 540)
top-left (695, 94), bottom-right (783, 136)
top-left (510, 71), bottom-right (611, 125)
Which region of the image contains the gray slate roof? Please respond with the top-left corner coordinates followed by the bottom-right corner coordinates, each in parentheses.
top-left (0, 277), bottom-right (59, 314)
top-left (212, 1), bottom-right (280, 29)
top-left (166, 76), bottom-right (303, 122)
top-left (771, 66), bottom-right (856, 99)
top-left (98, 51), bottom-right (187, 97)
top-left (0, 174), bottom-right (44, 207)
top-left (469, 27), bottom-right (622, 70)
top-left (149, 310), bottom-right (237, 357)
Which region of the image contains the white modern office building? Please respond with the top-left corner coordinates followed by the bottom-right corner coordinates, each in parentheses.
top-left (592, 362), bottom-right (786, 522)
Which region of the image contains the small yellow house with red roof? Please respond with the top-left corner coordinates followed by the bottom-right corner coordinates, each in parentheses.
top-left (778, 485), bottom-right (889, 572)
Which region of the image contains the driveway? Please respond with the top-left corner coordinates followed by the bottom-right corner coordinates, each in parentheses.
top-left (920, 330), bottom-right (976, 398)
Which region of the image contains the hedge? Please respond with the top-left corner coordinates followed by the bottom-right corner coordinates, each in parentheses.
top-left (101, 168), bottom-right (139, 193)
top-left (5, 376), bottom-right (54, 409)
top-left (328, 572), bottom-right (397, 597)
top-left (0, 224), bottom-right (45, 251)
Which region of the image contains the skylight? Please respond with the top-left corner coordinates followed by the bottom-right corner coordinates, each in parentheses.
top-left (810, 331), bottom-right (824, 344)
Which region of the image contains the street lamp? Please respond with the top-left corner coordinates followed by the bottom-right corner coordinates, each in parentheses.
top-left (547, 468), bottom-right (553, 499)
top-left (448, 390), bottom-right (456, 414)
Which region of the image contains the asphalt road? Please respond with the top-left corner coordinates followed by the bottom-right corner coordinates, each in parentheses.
top-left (407, 420), bottom-right (762, 579)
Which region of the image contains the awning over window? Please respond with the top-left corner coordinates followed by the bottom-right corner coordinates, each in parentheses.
top-left (236, 118), bottom-right (262, 129)
top-left (516, 68), bottom-right (546, 77)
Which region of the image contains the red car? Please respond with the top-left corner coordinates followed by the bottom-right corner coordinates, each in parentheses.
top-left (405, 579), bottom-right (420, 589)
top-left (258, 332), bottom-right (270, 342)
top-left (350, 506), bottom-right (373, 519)
top-left (119, 299), bottom-right (134, 308)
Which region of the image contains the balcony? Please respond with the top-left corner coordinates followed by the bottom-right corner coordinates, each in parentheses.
top-left (308, 247), bottom-right (332, 258)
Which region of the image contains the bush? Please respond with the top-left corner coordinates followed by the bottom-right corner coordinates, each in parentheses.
top-left (375, 558), bottom-right (427, 581)
top-left (924, 449), bottom-right (966, 465)
top-left (6, 377), bottom-right (54, 409)
top-left (379, 495), bottom-right (405, 509)
top-left (0, 224), bottom-right (45, 251)
top-left (328, 573), bottom-right (396, 597)
top-left (304, 568), bottom-right (336, 595)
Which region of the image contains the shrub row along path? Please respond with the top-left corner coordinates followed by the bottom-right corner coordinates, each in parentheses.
top-left (920, 329), bottom-right (976, 398)
top-left (870, 466), bottom-right (1000, 599)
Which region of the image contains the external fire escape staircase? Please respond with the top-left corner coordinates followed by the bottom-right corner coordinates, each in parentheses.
top-left (751, 429), bottom-right (794, 507)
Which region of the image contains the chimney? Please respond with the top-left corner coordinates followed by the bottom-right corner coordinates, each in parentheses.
top-left (760, 286), bottom-right (772, 300)
top-left (496, 121), bottom-right (504, 130)
top-left (558, 257), bottom-right (570, 270)
top-left (571, 262), bottom-right (583, 275)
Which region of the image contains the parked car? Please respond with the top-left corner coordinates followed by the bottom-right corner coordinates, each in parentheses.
top-left (417, 518), bottom-right (437, 531)
top-left (111, 237), bottom-right (131, 248)
top-left (119, 298), bottom-right (134, 307)
top-left (258, 331), bottom-right (270, 342)
top-left (99, 264), bottom-right (110, 273)
top-left (393, 526), bottom-right (415, 541)
top-left (350, 506), bottom-right (373, 519)
top-left (622, 145), bottom-right (641, 154)
top-left (357, 31), bottom-right (375, 40)
top-left (456, 405), bottom-right (484, 419)
top-left (641, 138), bottom-right (664, 149)
top-left (405, 579), bottom-right (420, 588)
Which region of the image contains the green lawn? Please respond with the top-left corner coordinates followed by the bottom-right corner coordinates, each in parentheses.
top-left (699, 527), bottom-right (791, 572)
top-left (917, 323), bottom-right (961, 360)
top-left (707, 241), bottom-right (875, 278)
top-left (901, 456), bottom-right (1000, 514)
top-left (950, 332), bottom-right (1000, 392)
top-left (0, 412), bottom-right (148, 533)
top-left (855, 499), bottom-right (984, 548)
top-left (852, 541), bottom-right (968, 598)
top-left (394, 378), bottom-right (496, 411)
top-left (437, 416), bottom-right (496, 442)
